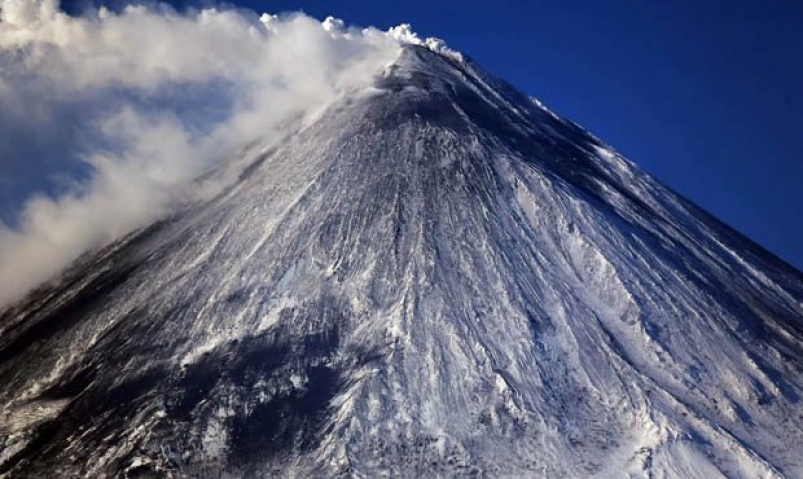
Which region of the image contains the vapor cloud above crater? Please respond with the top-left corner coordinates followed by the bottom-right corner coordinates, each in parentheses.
top-left (0, 0), bottom-right (451, 306)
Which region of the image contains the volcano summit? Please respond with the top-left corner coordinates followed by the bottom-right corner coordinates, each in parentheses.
top-left (1, 43), bottom-right (802, 478)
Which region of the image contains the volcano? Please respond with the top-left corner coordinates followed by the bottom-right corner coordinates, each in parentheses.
top-left (1, 45), bottom-right (802, 478)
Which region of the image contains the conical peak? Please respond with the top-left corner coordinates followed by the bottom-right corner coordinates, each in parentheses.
top-left (373, 44), bottom-right (584, 145)
top-left (357, 44), bottom-right (619, 209)
top-left (361, 44), bottom-right (535, 138)
top-left (379, 43), bottom-right (529, 111)
top-left (374, 44), bottom-right (472, 101)
top-left (386, 44), bottom-right (467, 77)
top-left (2, 29), bottom-right (803, 479)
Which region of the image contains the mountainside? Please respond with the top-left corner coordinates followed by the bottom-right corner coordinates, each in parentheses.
top-left (1, 44), bottom-right (803, 478)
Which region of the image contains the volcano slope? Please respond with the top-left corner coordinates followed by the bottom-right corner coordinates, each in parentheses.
top-left (1, 45), bottom-right (802, 478)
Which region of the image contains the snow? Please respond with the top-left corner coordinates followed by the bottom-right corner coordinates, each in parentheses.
top-left (0, 44), bottom-right (802, 478)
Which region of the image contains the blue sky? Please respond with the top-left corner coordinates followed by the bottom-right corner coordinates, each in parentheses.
top-left (48, 1), bottom-right (803, 271)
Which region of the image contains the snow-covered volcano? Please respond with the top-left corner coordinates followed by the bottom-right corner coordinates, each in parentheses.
top-left (1, 44), bottom-right (803, 478)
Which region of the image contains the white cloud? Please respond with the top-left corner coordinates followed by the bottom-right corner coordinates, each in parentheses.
top-left (387, 23), bottom-right (462, 60)
top-left (0, 0), bottom-right (454, 306)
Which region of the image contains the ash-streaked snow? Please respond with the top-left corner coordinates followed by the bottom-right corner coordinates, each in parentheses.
top-left (0, 43), bottom-right (802, 479)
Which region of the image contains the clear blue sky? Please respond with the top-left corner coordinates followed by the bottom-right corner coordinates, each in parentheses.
top-left (65, 0), bottom-right (803, 271)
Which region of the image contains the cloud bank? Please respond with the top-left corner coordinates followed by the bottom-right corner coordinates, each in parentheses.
top-left (0, 0), bottom-right (450, 307)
